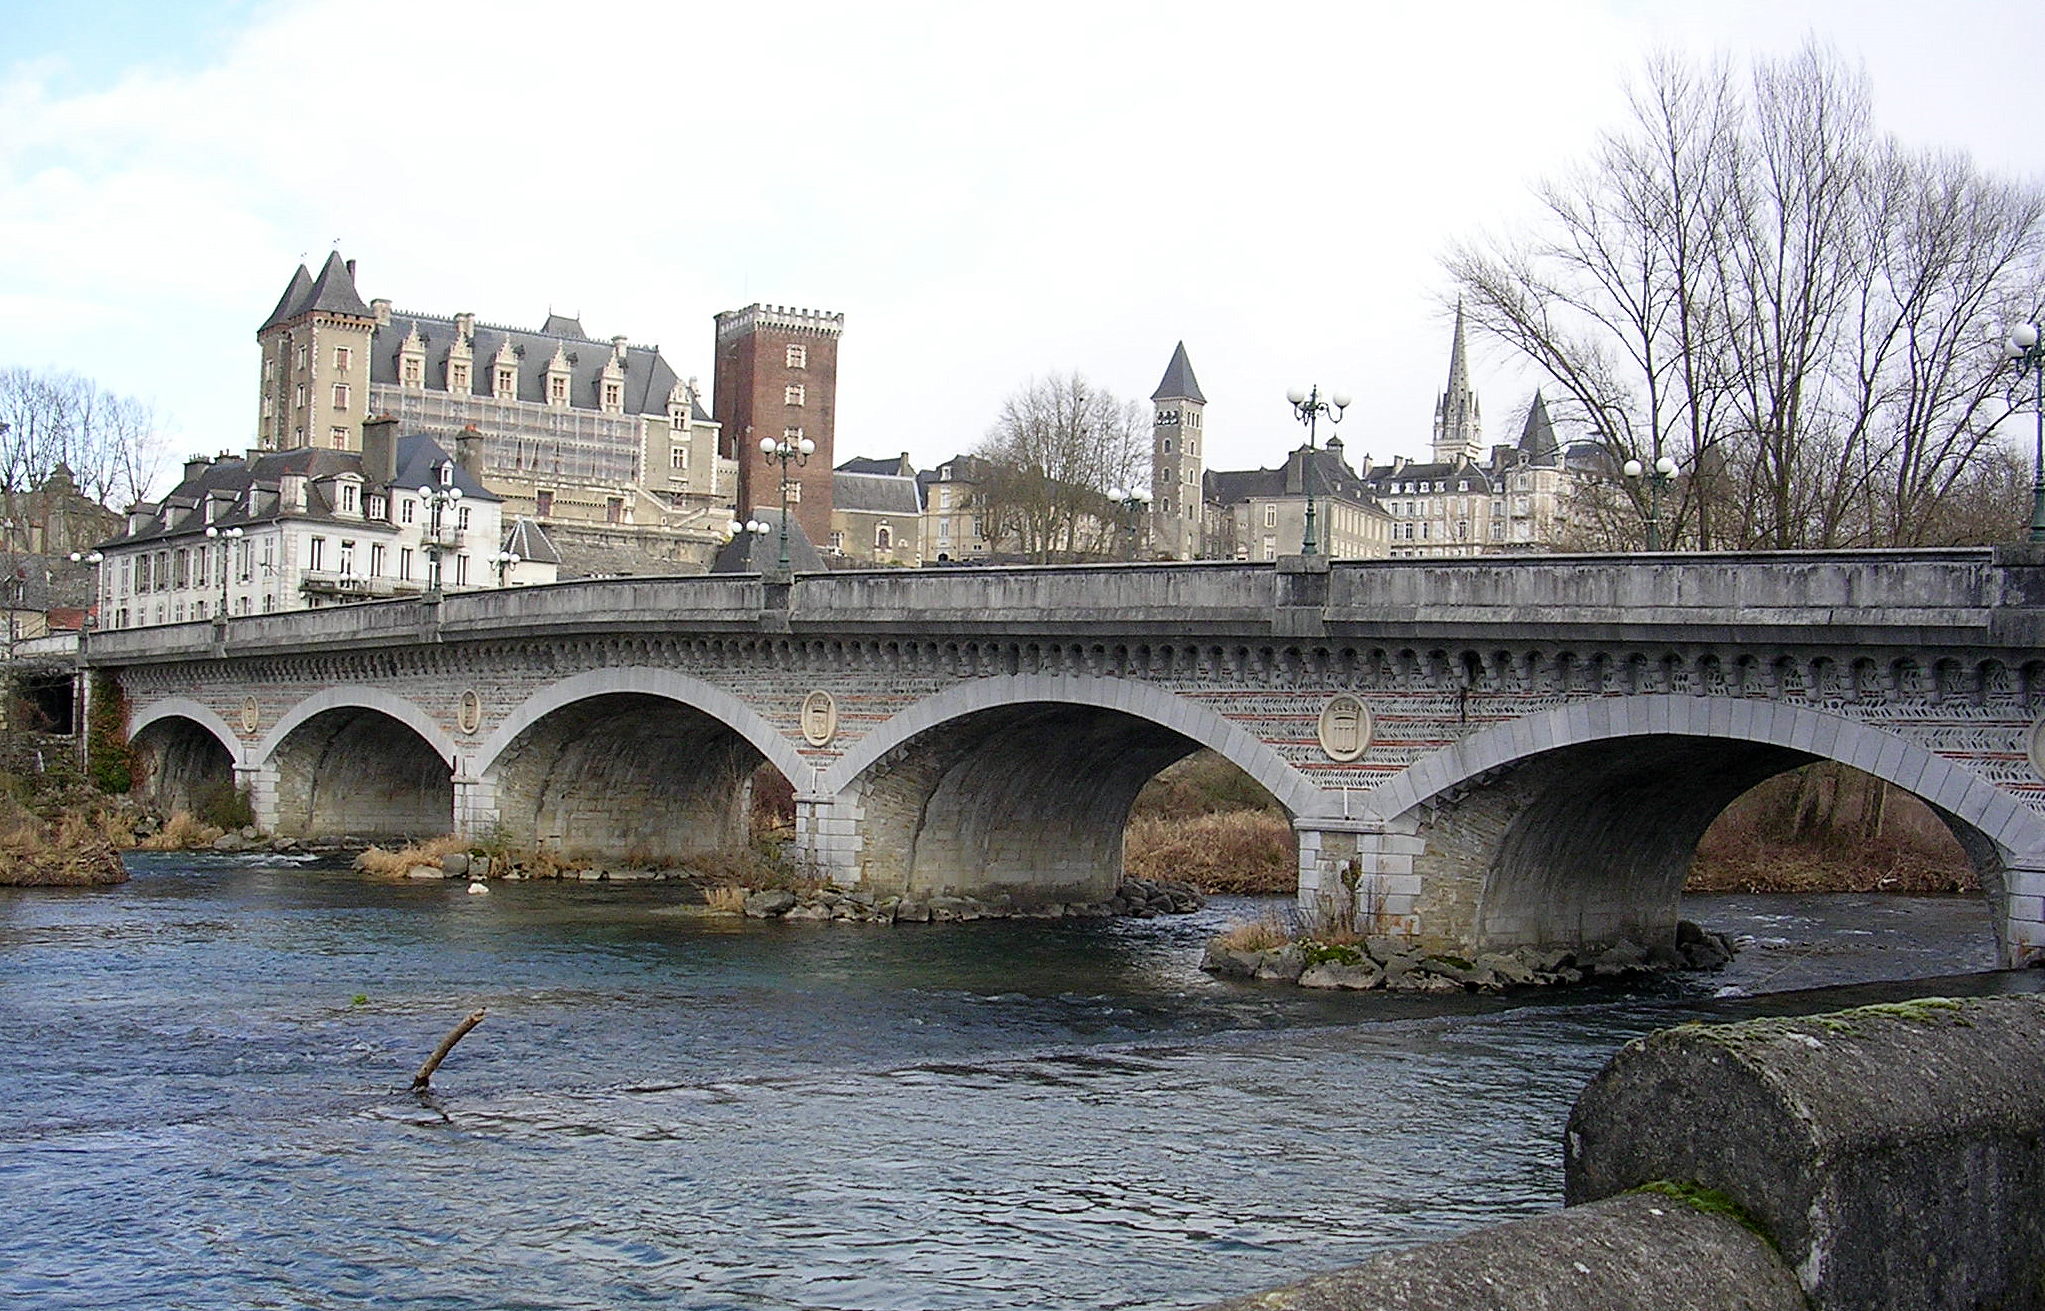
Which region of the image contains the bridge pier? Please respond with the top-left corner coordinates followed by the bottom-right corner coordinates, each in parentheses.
top-left (793, 791), bottom-right (860, 886)
top-left (1294, 819), bottom-right (1424, 937)
top-left (2009, 860), bottom-right (2045, 967)
top-left (453, 771), bottom-right (496, 842)
top-left (238, 763), bottom-right (276, 833)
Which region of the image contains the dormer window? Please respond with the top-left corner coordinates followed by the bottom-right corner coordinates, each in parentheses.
top-left (450, 361), bottom-right (470, 392)
top-left (402, 358), bottom-right (421, 386)
top-left (340, 483), bottom-right (359, 514)
top-left (601, 380), bottom-right (621, 410)
top-left (366, 494), bottom-right (386, 519)
top-left (495, 366), bottom-right (516, 397)
top-left (549, 375), bottom-right (567, 404)
top-left (439, 462), bottom-right (454, 486)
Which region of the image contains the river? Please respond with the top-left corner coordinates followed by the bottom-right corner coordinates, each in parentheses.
top-left (3, 854), bottom-right (2038, 1310)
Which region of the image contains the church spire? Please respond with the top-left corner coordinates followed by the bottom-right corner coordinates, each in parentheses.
top-left (1432, 300), bottom-right (1482, 463)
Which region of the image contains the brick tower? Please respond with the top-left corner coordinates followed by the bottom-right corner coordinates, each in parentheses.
top-left (713, 304), bottom-right (845, 548)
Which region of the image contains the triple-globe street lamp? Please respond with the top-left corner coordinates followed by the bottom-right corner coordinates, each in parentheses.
top-left (488, 550), bottom-right (522, 587)
top-left (1285, 385), bottom-right (1351, 556)
top-left (417, 483), bottom-right (464, 599)
top-left (203, 525), bottom-right (243, 618)
top-left (1104, 484), bottom-right (1152, 559)
top-left (758, 434), bottom-right (815, 571)
top-left (2002, 321), bottom-right (2045, 544)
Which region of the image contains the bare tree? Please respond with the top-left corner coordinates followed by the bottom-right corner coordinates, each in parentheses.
top-left (0, 369), bottom-right (166, 511)
top-left (974, 373), bottom-right (1148, 562)
top-left (1446, 43), bottom-right (2045, 550)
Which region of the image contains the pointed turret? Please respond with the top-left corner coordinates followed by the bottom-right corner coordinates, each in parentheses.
top-left (302, 251), bottom-right (372, 320)
top-left (1518, 391), bottom-right (1560, 466)
top-left (259, 264), bottom-right (315, 334)
top-left (1152, 341), bottom-right (1206, 404)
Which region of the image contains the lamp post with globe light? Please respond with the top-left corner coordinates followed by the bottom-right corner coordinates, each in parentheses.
top-left (1104, 484), bottom-right (1152, 559)
top-left (1286, 385), bottom-right (1350, 556)
top-left (758, 434), bottom-right (815, 570)
top-left (203, 525), bottom-right (242, 618)
top-left (417, 483), bottom-right (463, 599)
top-left (1621, 455), bottom-right (1677, 551)
top-left (489, 550), bottom-right (522, 587)
top-left (68, 549), bottom-right (103, 637)
top-left (2002, 321), bottom-right (2045, 543)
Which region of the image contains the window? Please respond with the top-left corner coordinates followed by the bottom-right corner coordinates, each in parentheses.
top-left (370, 544), bottom-right (386, 576)
top-left (782, 480), bottom-right (801, 503)
top-left (783, 426), bottom-right (804, 444)
top-left (338, 541), bottom-right (355, 576)
top-left (308, 537), bottom-right (326, 571)
top-left (402, 358), bottom-right (421, 386)
top-left (294, 383), bottom-right (306, 408)
top-left (602, 381), bottom-right (621, 410)
top-left (401, 499), bottom-right (415, 525)
top-left (1263, 504), bottom-right (1278, 528)
top-left (1162, 438), bottom-right (1173, 454)
top-left (295, 344), bottom-right (307, 369)
top-left (1458, 480), bottom-right (1469, 491)
top-left (455, 555), bottom-right (469, 585)
top-left (536, 490), bottom-right (554, 517)
top-left (439, 462), bottom-right (454, 486)
top-left (335, 346), bottom-right (352, 370)
top-left (332, 382), bottom-right (349, 409)
top-left (549, 374), bottom-right (567, 403)
top-left (367, 494), bottom-right (385, 520)
top-left (786, 343), bottom-right (807, 368)
top-left (330, 426), bottom-right (348, 448)
top-left (937, 518), bottom-right (951, 543)
top-left (457, 506), bottom-right (471, 531)
top-left (670, 445), bottom-right (689, 471)
top-left (450, 362), bottom-right (469, 391)
top-left (875, 524), bottom-right (892, 551)
top-left (400, 547), bottom-right (414, 580)
top-left (605, 497), bottom-right (623, 523)
top-left (340, 484), bottom-right (358, 514)
top-left (784, 383), bottom-right (805, 406)
top-left (496, 367), bottom-right (516, 396)
top-left (829, 531), bottom-right (844, 551)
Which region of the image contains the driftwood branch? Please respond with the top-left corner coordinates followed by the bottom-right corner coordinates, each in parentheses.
top-left (411, 1008), bottom-right (487, 1091)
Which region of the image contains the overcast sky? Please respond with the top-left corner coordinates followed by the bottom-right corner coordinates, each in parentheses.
top-left (2, 0), bottom-right (2040, 497)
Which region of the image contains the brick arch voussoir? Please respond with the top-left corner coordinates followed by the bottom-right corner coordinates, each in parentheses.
top-left (255, 687), bottom-right (457, 771)
top-left (128, 696), bottom-right (249, 770)
top-left (815, 673), bottom-right (1320, 816)
top-left (470, 667), bottom-right (810, 787)
top-left (1356, 693), bottom-right (2045, 860)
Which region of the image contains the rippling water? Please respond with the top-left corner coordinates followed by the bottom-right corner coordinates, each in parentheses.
top-left (2, 854), bottom-right (2034, 1310)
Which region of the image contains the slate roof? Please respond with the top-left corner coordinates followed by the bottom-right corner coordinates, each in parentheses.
top-left (104, 433), bottom-right (494, 549)
top-left (260, 252), bottom-right (373, 332)
top-left (836, 453), bottom-right (916, 477)
top-left (1518, 391), bottom-right (1561, 465)
top-left (833, 471), bottom-right (922, 515)
top-left (373, 308), bottom-right (705, 420)
top-left (709, 508), bottom-right (828, 573)
top-left (1205, 441), bottom-right (1381, 505)
top-left (501, 516), bottom-right (562, 566)
top-left (1362, 456), bottom-right (1496, 494)
top-left (1152, 341), bottom-right (1206, 404)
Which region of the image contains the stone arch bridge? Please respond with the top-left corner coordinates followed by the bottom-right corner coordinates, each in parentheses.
top-left (89, 550), bottom-right (2045, 967)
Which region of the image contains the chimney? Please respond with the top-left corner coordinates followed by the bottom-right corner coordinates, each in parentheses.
top-left (371, 298), bottom-right (392, 326)
top-left (362, 415), bottom-right (399, 486)
top-left (183, 454), bottom-right (212, 485)
top-left (280, 474), bottom-right (306, 512)
top-left (455, 425), bottom-right (485, 480)
top-left (345, 258), bottom-right (356, 280)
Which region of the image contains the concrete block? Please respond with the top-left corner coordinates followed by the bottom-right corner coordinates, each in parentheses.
top-left (1195, 1193), bottom-right (1801, 1311)
top-left (1566, 995), bottom-right (2045, 1311)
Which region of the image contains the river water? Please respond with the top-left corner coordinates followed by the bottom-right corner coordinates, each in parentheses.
top-left (3, 854), bottom-right (2038, 1310)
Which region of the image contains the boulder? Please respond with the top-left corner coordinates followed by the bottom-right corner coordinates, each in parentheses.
top-left (1253, 945), bottom-right (1307, 982)
top-left (743, 889), bottom-right (797, 918)
top-left (784, 902), bottom-right (832, 921)
top-left (441, 852), bottom-right (470, 878)
top-left (1299, 961), bottom-right (1383, 990)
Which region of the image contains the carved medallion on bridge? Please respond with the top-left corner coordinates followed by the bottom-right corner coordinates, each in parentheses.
top-left (1317, 694), bottom-right (1373, 762)
top-left (239, 696), bottom-right (260, 736)
top-left (801, 690), bottom-right (839, 746)
top-left (457, 689), bottom-right (484, 736)
top-left (2030, 716), bottom-right (2045, 782)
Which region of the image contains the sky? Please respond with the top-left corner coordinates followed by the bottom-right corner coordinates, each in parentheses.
top-left (2, 0), bottom-right (2041, 498)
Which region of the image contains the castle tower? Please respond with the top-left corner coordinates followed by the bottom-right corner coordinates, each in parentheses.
top-left (1149, 341), bottom-right (1206, 560)
top-left (1432, 301), bottom-right (1483, 464)
top-left (713, 304), bottom-right (844, 550)
top-left (256, 252), bottom-right (375, 451)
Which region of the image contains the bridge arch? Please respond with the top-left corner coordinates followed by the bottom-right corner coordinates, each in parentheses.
top-left (256, 688), bottom-right (456, 840)
top-left (473, 668), bottom-right (810, 862)
top-left (813, 674), bottom-right (1320, 905)
top-left (127, 697), bottom-right (246, 815)
top-left (1353, 694), bottom-right (2045, 963)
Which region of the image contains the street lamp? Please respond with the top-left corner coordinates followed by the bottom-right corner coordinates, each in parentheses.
top-left (757, 434), bottom-right (815, 570)
top-left (417, 483), bottom-right (464, 599)
top-left (489, 550), bottom-right (522, 587)
top-left (1104, 484), bottom-right (1152, 559)
top-left (203, 526), bottom-right (242, 618)
top-left (2003, 322), bottom-right (2045, 543)
top-left (1285, 384), bottom-right (1351, 555)
top-left (1621, 455), bottom-right (1677, 551)
top-left (68, 550), bottom-right (103, 633)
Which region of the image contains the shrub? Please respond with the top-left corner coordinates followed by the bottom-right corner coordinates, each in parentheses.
top-left (192, 780), bottom-right (254, 832)
top-left (357, 833), bottom-right (471, 877)
top-left (703, 884), bottom-right (749, 913)
top-left (139, 810), bottom-right (223, 850)
top-left (1213, 915), bottom-right (1292, 952)
top-left (1124, 810), bottom-right (1296, 893)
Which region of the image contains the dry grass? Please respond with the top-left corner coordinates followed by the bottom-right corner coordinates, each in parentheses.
top-left (1690, 764), bottom-right (1977, 894)
top-left (0, 795), bottom-right (127, 885)
top-left (1212, 915), bottom-right (1292, 952)
top-left (138, 810), bottom-right (224, 851)
top-left (703, 884), bottom-right (749, 914)
top-left (357, 833), bottom-right (472, 878)
top-left (1124, 810), bottom-right (1296, 894)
